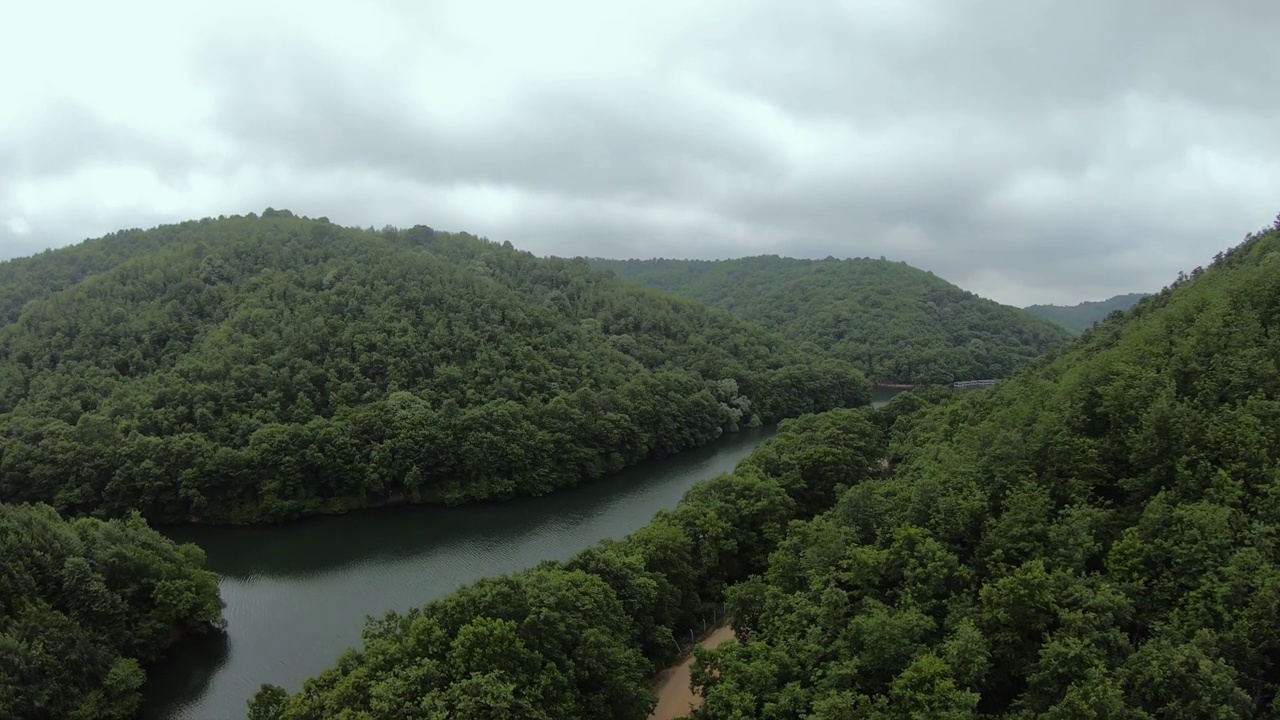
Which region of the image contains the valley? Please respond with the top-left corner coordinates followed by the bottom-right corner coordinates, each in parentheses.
top-left (4, 209), bottom-right (1271, 720)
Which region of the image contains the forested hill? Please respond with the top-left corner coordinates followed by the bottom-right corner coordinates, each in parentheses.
top-left (249, 219), bottom-right (1280, 719)
top-left (688, 217), bottom-right (1280, 716)
top-left (0, 503), bottom-right (223, 719)
top-left (0, 211), bottom-right (869, 524)
top-left (590, 256), bottom-right (1072, 385)
top-left (1024, 291), bottom-right (1151, 333)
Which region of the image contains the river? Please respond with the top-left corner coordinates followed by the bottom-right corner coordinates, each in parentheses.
top-left (144, 390), bottom-right (899, 719)
top-left (143, 426), bottom-right (775, 718)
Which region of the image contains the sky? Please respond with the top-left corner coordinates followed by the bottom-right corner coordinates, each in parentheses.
top-left (2, 0), bottom-right (1277, 306)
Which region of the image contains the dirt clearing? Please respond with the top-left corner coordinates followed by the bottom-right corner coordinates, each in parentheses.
top-left (649, 625), bottom-right (736, 720)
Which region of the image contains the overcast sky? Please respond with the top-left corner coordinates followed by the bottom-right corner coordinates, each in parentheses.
top-left (2, 0), bottom-right (1277, 306)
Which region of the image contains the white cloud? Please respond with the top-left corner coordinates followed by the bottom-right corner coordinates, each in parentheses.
top-left (4, 217), bottom-right (29, 236)
top-left (1, 0), bottom-right (1278, 306)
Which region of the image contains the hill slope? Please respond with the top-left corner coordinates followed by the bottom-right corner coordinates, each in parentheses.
top-left (247, 217), bottom-right (1280, 719)
top-left (0, 503), bottom-right (223, 719)
top-left (0, 212), bottom-right (869, 524)
top-left (688, 218), bottom-right (1280, 716)
top-left (1025, 291), bottom-right (1151, 333)
top-left (591, 256), bottom-right (1072, 385)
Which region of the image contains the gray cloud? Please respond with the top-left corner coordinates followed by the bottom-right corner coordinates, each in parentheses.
top-left (194, 37), bottom-right (786, 206)
top-left (1, 0), bottom-right (1277, 306)
top-left (7, 101), bottom-right (198, 183)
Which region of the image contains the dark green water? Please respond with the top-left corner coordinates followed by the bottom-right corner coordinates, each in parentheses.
top-left (144, 425), bottom-right (779, 719)
top-left (144, 391), bottom-right (900, 719)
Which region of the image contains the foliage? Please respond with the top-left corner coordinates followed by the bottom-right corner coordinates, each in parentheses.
top-left (591, 255), bottom-right (1072, 385)
top-left (0, 502), bottom-right (224, 719)
top-left (1024, 292), bottom-right (1151, 334)
top-left (0, 212), bottom-right (870, 523)
top-left (249, 406), bottom-right (890, 719)
top-left (688, 219), bottom-right (1280, 717)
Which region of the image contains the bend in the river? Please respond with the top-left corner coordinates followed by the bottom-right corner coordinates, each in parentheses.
top-left (144, 389), bottom-right (901, 719)
top-left (143, 425), bottom-right (773, 718)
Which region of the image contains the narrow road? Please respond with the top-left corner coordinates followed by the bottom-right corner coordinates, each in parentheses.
top-left (649, 626), bottom-right (736, 720)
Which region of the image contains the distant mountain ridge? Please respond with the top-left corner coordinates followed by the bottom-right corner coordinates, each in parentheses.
top-left (591, 255), bottom-right (1073, 386)
top-left (1024, 292), bottom-right (1151, 333)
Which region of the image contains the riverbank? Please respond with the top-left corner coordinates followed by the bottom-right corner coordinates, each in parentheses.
top-left (143, 426), bottom-right (779, 720)
top-left (147, 392), bottom-right (908, 718)
top-left (650, 625), bottom-right (736, 720)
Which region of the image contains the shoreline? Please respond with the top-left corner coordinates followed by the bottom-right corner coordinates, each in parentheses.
top-left (150, 423), bottom-right (796, 529)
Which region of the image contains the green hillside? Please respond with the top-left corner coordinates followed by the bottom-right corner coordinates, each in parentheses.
top-left (688, 220), bottom-right (1280, 716)
top-left (0, 503), bottom-right (223, 720)
top-left (1025, 291), bottom-right (1151, 333)
top-left (591, 256), bottom-right (1072, 385)
top-left (0, 211), bottom-right (869, 524)
top-left (254, 216), bottom-right (1280, 719)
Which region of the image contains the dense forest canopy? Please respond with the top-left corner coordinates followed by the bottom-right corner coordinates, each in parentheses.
top-left (257, 216), bottom-right (1280, 719)
top-left (591, 256), bottom-right (1072, 385)
top-left (0, 211), bottom-right (870, 524)
top-left (248, 405), bottom-right (890, 719)
top-left (1024, 292), bottom-right (1151, 334)
top-left (687, 218), bottom-right (1280, 717)
top-left (0, 503), bottom-right (223, 720)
